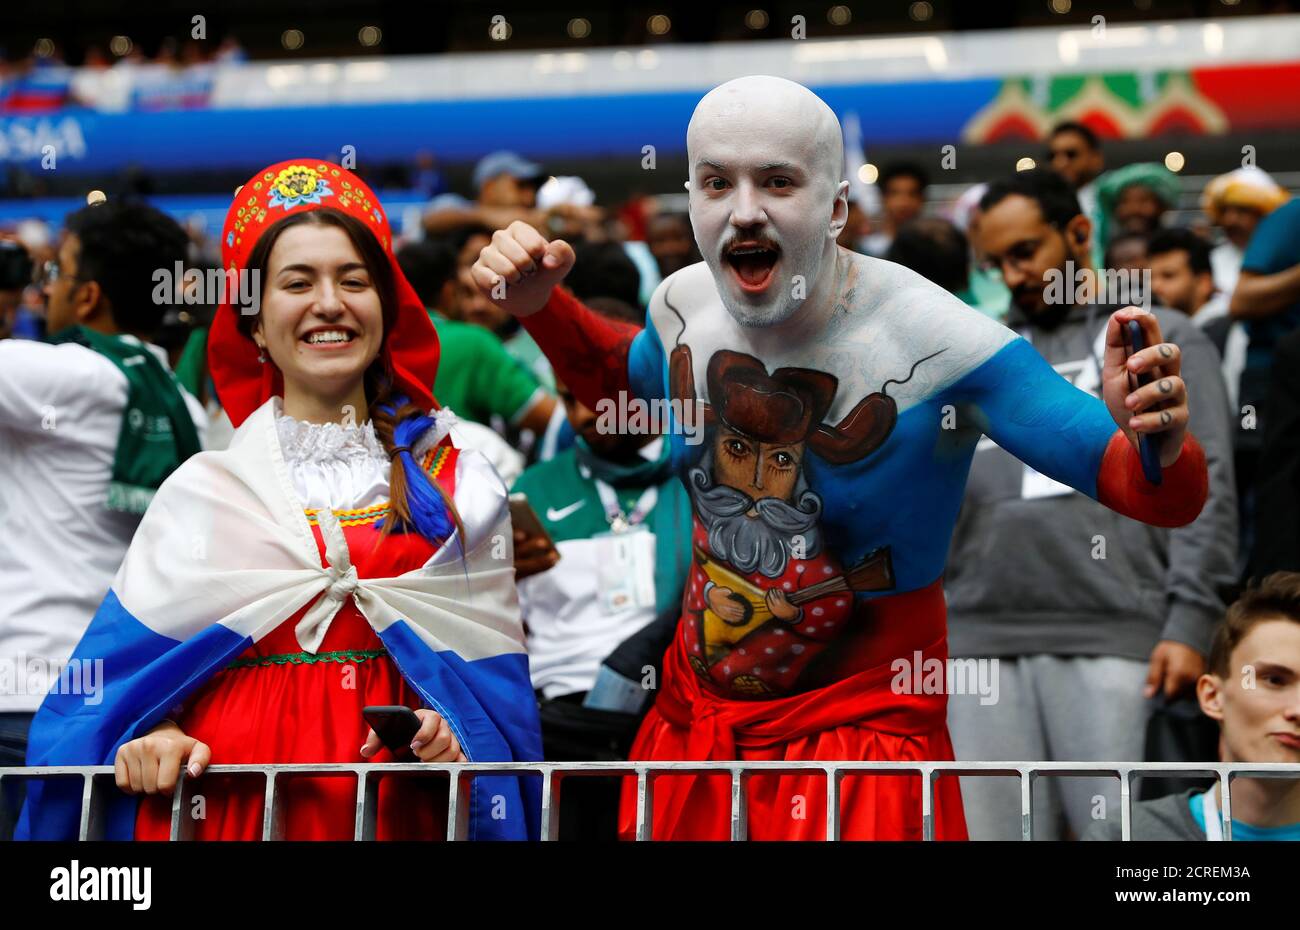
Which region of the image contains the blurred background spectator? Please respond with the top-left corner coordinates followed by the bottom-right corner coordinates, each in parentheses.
top-left (862, 161), bottom-right (929, 257)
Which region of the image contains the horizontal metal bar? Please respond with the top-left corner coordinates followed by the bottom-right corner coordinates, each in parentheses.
top-left (6, 761), bottom-right (1294, 843)
top-left (6, 761), bottom-right (1298, 776)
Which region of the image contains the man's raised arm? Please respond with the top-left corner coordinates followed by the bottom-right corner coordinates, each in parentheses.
top-left (960, 307), bottom-right (1209, 528)
top-left (471, 220), bottom-right (648, 412)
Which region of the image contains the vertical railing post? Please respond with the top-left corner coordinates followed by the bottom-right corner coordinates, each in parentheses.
top-left (634, 768), bottom-right (654, 842)
top-left (168, 773), bottom-right (198, 841)
top-left (353, 768), bottom-right (377, 841)
top-left (260, 769), bottom-right (284, 841)
top-left (445, 767), bottom-right (470, 841)
top-left (730, 767), bottom-right (748, 841)
top-left (1220, 768), bottom-right (1233, 842)
top-left (78, 773), bottom-right (108, 841)
top-left (1020, 768), bottom-right (1033, 841)
top-left (1119, 767), bottom-right (1132, 842)
top-left (540, 767), bottom-right (562, 842)
top-left (921, 765), bottom-right (934, 841)
top-left (825, 764), bottom-right (841, 842)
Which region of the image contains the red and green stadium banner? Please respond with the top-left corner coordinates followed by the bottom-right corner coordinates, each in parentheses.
top-left (963, 62), bottom-right (1300, 143)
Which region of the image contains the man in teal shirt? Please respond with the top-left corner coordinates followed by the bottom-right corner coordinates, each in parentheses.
top-left (512, 374), bottom-right (691, 706)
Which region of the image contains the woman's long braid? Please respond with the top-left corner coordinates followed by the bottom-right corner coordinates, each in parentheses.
top-left (367, 366), bottom-right (465, 545)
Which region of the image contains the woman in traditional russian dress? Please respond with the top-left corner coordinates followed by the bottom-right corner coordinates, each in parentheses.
top-left (21, 160), bottom-right (540, 841)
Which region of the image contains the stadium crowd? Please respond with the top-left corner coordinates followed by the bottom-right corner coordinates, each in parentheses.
top-left (1, 109), bottom-right (1299, 842)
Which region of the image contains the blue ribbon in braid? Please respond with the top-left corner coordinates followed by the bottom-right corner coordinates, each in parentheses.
top-left (377, 399), bottom-right (456, 545)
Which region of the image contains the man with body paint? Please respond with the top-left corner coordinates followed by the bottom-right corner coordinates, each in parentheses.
top-left (473, 75), bottom-right (1210, 841)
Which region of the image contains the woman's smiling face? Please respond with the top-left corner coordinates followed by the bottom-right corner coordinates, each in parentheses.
top-left (254, 222), bottom-right (385, 408)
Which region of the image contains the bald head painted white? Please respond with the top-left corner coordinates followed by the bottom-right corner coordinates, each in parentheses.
top-left (686, 75), bottom-right (849, 327)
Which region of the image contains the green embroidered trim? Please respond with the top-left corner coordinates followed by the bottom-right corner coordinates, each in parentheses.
top-left (225, 648), bottom-right (388, 670)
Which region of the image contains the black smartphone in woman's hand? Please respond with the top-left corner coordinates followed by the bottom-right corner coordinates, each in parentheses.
top-left (362, 705), bottom-right (421, 753)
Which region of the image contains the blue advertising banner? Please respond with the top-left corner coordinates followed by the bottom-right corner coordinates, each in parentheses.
top-left (0, 80), bottom-right (999, 174)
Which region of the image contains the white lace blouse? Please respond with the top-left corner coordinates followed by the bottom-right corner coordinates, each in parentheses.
top-left (272, 399), bottom-right (456, 512)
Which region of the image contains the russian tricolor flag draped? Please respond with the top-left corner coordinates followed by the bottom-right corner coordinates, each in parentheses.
top-left (19, 399), bottom-right (542, 840)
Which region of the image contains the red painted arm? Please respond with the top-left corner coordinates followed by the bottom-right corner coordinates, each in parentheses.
top-left (519, 286), bottom-right (638, 413)
top-left (1096, 430), bottom-right (1209, 528)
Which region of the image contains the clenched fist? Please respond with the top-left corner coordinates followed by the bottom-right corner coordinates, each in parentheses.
top-left (470, 220), bottom-right (577, 319)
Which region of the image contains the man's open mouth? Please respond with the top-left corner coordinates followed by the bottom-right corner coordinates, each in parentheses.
top-left (724, 241), bottom-right (780, 293)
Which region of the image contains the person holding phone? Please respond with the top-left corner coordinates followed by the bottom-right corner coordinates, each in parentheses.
top-left (471, 77), bottom-right (1211, 841)
top-left (946, 168), bottom-right (1236, 840)
top-left (19, 161), bottom-right (542, 841)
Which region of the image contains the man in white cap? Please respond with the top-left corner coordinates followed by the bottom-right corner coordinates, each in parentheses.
top-left (423, 150), bottom-right (546, 236)
top-left (474, 75), bottom-right (1210, 840)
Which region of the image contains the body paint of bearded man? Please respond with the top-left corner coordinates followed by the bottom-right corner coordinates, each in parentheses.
top-left (472, 75), bottom-right (1208, 841)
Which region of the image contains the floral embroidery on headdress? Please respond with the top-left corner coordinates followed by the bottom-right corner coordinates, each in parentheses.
top-left (267, 164), bottom-right (334, 211)
top-left (211, 158), bottom-right (441, 427)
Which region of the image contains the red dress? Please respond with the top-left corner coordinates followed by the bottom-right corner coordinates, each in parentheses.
top-left (136, 450), bottom-right (458, 841)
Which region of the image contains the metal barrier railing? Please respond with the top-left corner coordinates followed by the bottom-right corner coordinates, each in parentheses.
top-left (3, 761), bottom-right (1298, 841)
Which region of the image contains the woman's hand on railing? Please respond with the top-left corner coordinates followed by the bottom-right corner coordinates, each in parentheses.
top-left (361, 708), bottom-right (466, 763)
top-left (114, 720), bottom-right (212, 796)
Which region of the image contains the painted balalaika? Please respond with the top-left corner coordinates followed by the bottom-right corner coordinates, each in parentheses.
top-left (694, 544), bottom-right (894, 666)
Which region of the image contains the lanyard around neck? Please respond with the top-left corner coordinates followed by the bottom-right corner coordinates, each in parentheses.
top-left (593, 478), bottom-right (657, 533)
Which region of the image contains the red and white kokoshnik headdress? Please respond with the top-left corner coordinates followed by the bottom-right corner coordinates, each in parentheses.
top-left (207, 159), bottom-right (440, 427)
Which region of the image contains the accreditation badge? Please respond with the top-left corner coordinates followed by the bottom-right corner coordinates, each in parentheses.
top-left (594, 527), bottom-right (657, 615)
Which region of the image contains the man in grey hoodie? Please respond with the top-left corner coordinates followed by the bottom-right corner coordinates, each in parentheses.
top-left (946, 169), bottom-right (1238, 840)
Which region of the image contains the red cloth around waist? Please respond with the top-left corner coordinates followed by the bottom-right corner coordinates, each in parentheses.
top-left (658, 578), bottom-right (951, 747)
top-left (618, 579), bottom-right (967, 840)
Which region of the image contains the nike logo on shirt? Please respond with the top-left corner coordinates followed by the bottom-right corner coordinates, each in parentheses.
top-left (546, 500), bottom-right (586, 521)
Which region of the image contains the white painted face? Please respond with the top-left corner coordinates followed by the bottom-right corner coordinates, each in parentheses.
top-left (687, 76), bottom-right (849, 327)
